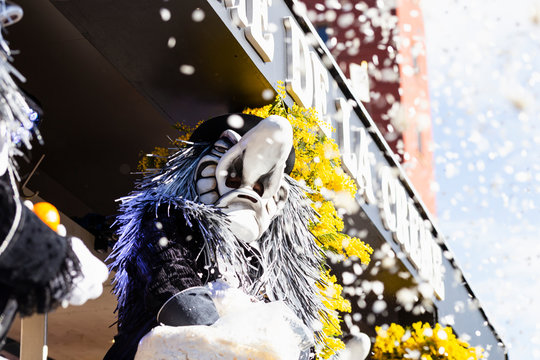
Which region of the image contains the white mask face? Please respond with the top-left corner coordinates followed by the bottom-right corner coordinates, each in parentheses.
top-left (195, 115), bottom-right (293, 243)
top-left (0, 121), bottom-right (9, 177)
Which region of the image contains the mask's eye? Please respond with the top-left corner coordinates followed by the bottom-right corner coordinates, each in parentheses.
top-left (224, 155), bottom-right (243, 189)
top-left (252, 181), bottom-right (264, 197)
top-left (254, 172), bottom-right (271, 198)
top-left (226, 172), bottom-right (242, 189)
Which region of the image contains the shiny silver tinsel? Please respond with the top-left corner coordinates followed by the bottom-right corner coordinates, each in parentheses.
top-left (0, 5), bottom-right (38, 179)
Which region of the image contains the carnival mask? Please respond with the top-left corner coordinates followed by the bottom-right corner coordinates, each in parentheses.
top-left (194, 115), bottom-right (294, 244)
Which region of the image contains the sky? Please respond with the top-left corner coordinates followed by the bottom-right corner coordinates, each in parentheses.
top-left (420, 0), bottom-right (540, 358)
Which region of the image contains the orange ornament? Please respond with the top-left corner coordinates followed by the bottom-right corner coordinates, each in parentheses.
top-left (33, 202), bottom-right (61, 232)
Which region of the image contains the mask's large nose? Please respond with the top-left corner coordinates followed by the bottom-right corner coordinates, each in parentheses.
top-left (215, 115), bottom-right (293, 198)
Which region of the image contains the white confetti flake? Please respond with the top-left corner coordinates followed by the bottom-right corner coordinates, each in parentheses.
top-left (337, 13), bottom-right (355, 28)
top-left (342, 272), bottom-right (356, 285)
top-left (372, 300), bottom-right (387, 313)
top-left (179, 64), bottom-right (195, 75)
top-left (159, 237), bottom-right (169, 247)
top-left (396, 288), bottom-right (416, 311)
top-left (262, 88), bottom-right (274, 100)
top-left (192, 8), bottom-right (205, 22)
top-left (515, 171), bottom-right (531, 182)
top-left (57, 224), bottom-right (67, 237)
top-left (437, 329), bottom-right (448, 340)
top-left (227, 114), bottom-right (244, 129)
top-left (159, 8), bottom-right (171, 22)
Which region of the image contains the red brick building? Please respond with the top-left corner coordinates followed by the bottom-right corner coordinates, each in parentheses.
top-left (302, 0), bottom-right (436, 214)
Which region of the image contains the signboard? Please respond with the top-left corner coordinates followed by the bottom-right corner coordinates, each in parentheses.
top-left (209, 0), bottom-right (445, 300)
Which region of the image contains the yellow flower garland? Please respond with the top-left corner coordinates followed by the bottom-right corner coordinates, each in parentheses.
top-left (244, 84), bottom-right (373, 359)
top-left (243, 85), bottom-right (372, 261)
top-left (373, 322), bottom-right (485, 360)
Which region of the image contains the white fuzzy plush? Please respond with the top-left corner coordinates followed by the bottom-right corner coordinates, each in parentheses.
top-left (135, 284), bottom-right (313, 360)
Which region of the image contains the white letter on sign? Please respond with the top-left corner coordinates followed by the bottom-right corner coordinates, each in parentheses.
top-left (380, 166), bottom-right (397, 232)
top-left (245, 0), bottom-right (274, 62)
top-left (284, 16), bottom-right (313, 108)
top-left (335, 98), bottom-right (356, 174)
top-left (407, 202), bottom-right (421, 257)
top-left (224, 0), bottom-right (249, 28)
top-left (393, 182), bottom-right (409, 247)
top-left (431, 241), bottom-right (445, 300)
top-left (357, 128), bottom-right (376, 204)
top-left (311, 52), bottom-right (330, 136)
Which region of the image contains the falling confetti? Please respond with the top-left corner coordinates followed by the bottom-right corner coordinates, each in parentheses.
top-left (159, 8), bottom-right (171, 22)
top-left (192, 8), bottom-right (205, 22)
top-left (179, 64), bottom-right (195, 75)
top-left (262, 88), bottom-right (274, 100)
top-left (226, 114), bottom-right (244, 129)
top-left (421, 0), bottom-right (540, 356)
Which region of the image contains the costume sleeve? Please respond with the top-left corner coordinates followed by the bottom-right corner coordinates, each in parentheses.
top-left (0, 174), bottom-right (80, 316)
top-left (140, 207), bottom-right (207, 316)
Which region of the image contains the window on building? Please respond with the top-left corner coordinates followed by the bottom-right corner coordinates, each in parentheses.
top-left (316, 25), bottom-right (329, 45)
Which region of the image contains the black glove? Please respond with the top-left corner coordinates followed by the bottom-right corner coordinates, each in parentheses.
top-left (157, 286), bottom-right (219, 327)
top-left (0, 174), bottom-right (81, 351)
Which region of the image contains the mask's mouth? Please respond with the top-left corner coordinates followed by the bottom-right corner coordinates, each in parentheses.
top-left (215, 188), bottom-right (266, 244)
top-left (216, 188), bottom-right (262, 208)
top-left (237, 194), bottom-right (258, 203)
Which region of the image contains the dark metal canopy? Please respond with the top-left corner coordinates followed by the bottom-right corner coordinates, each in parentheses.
top-left (11, 0), bottom-right (273, 217)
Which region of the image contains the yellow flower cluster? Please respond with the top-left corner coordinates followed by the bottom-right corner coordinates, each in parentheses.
top-left (314, 270), bottom-right (349, 359)
top-left (244, 84), bottom-right (373, 359)
top-left (137, 122), bottom-right (200, 172)
top-left (137, 146), bottom-right (169, 172)
top-left (373, 322), bottom-right (485, 360)
top-left (244, 85), bottom-right (372, 263)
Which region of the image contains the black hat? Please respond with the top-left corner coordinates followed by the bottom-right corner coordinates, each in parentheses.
top-left (189, 113), bottom-right (295, 174)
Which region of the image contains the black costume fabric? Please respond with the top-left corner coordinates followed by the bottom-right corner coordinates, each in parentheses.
top-left (0, 173), bottom-right (81, 347)
top-left (104, 206), bottom-right (220, 360)
top-left (0, 3), bottom-right (83, 348)
top-left (105, 140), bottom-right (329, 360)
